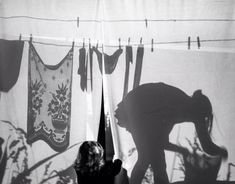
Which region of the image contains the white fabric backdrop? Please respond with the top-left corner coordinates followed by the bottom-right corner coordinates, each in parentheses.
top-left (0, 0), bottom-right (235, 183)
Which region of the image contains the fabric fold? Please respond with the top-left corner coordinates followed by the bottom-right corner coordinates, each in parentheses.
top-left (89, 45), bottom-right (93, 91)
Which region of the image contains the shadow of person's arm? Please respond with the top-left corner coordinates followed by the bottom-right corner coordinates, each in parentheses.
top-left (165, 142), bottom-right (189, 157)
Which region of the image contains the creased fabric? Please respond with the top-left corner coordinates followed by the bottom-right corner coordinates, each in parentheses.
top-left (89, 45), bottom-right (93, 91)
top-left (0, 39), bottom-right (24, 92)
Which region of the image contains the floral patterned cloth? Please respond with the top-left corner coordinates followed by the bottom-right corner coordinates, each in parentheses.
top-left (27, 43), bottom-right (73, 152)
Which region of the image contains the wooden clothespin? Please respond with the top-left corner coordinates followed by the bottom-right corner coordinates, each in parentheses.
top-left (197, 36), bottom-right (201, 49)
top-left (128, 37), bottom-right (130, 45)
top-left (145, 19), bottom-right (148, 28)
top-left (89, 38), bottom-right (91, 48)
top-left (151, 38), bottom-right (154, 52)
top-left (96, 40), bottom-right (99, 48)
top-left (188, 36), bottom-right (191, 50)
top-left (83, 38), bottom-right (85, 48)
top-left (77, 17), bottom-right (79, 28)
top-left (19, 34), bottom-right (22, 41)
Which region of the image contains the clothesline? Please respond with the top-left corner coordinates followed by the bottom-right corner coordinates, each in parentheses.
top-left (20, 38), bottom-right (235, 49)
top-left (1, 16), bottom-right (235, 23)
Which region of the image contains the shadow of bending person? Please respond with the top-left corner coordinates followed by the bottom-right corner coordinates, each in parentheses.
top-left (115, 82), bottom-right (228, 184)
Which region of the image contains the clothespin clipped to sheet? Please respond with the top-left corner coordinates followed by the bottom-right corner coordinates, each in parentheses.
top-left (89, 38), bottom-right (91, 48)
top-left (197, 36), bottom-right (201, 49)
top-left (29, 34), bottom-right (33, 43)
top-left (128, 37), bottom-right (130, 45)
top-left (72, 40), bottom-right (75, 48)
top-left (188, 36), bottom-right (191, 50)
top-left (140, 37), bottom-right (143, 45)
top-left (19, 34), bottom-right (22, 41)
top-left (83, 38), bottom-right (85, 48)
top-left (77, 17), bottom-right (79, 28)
top-left (119, 38), bottom-right (121, 49)
top-left (145, 19), bottom-right (148, 28)
top-left (151, 38), bottom-right (154, 52)
top-left (96, 40), bottom-right (99, 48)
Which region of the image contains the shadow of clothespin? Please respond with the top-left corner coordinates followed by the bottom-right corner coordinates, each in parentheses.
top-left (151, 38), bottom-right (154, 52)
top-left (140, 37), bottom-right (143, 45)
top-left (145, 19), bottom-right (148, 28)
top-left (30, 34), bottom-right (33, 43)
top-left (119, 38), bottom-right (121, 49)
top-left (72, 40), bottom-right (75, 48)
top-left (188, 36), bottom-right (191, 50)
top-left (197, 36), bottom-right (201, 49)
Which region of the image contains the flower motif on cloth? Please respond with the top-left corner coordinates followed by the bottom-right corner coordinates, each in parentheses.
top-left (48, 83), bottom-right (71, 134)
top-left (27, 43), bottom-right (73, 152)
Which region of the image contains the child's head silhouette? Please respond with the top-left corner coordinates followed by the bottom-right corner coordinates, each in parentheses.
top-left (75, 141), bottom-right (104, 175)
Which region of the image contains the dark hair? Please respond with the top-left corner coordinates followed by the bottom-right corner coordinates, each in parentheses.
top-left (74, 141), bottom-right (105, 175)
top-left (192, 90), bottom-right (213, 133)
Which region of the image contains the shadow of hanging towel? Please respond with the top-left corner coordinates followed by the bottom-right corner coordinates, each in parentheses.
top-left (93, 47), bottom-right (123, 74)
top-left (133, 44), bottom-right (144, 89)
top-left (77, 47), bottom-right (88, 91)
top-left (0, 39), bottom-right (24, 92)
